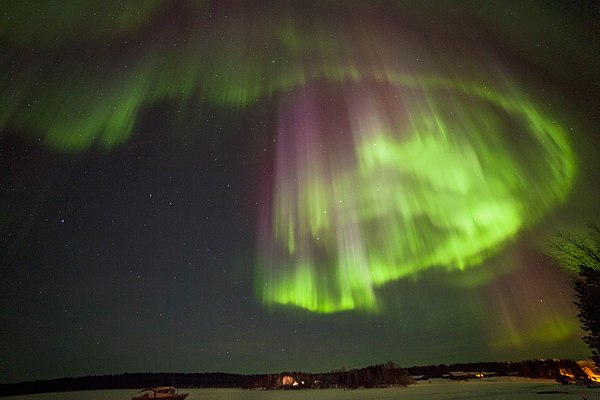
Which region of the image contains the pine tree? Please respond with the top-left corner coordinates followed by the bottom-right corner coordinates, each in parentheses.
top-left (572, 264), bottom-right (600, 364)
top-left (549, 224), bottom-right (600, 365)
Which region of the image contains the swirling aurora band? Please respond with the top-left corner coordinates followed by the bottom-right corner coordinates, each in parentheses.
top-left (0, 2), bottom-right (576, 315)
top-left (255, 69), bottom-right (575, 313)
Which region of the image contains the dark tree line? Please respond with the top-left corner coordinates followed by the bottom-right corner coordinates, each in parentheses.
top-left (407, 359), bottom-right (587, 381)
top-left (0, 373), bottom-right (252, 397)
top-left (0, 363), bottom-right (412, 396)
top-left (0, 359), bottom-right (590, 397)
top-left (549, 223), bottom-right (600, 366)
top-left (248, 361), bottom-right (413, 390)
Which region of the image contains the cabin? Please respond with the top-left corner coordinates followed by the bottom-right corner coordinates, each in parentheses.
top-left (448, 371), bottom-right (470, 380)
top-left (447, 371), bottom-right (496, 380)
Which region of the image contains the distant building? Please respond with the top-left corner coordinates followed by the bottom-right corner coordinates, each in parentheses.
top-left (277, 375), bottom-right (302, 388)
top-left (447, 371), bottom-right (495, 380)
top-left (448, 371), bottom-right (470, 380)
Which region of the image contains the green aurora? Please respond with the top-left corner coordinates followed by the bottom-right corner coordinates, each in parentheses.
top-left (257, 73), bottom-right (575, 313)
top-left (1, 2), bottom-right (576, 313)
top-left (2, 2), bottom-right (595, 375)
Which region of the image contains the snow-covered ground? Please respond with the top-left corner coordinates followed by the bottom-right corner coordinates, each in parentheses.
top-left (5, 378), bottom-right (600, 400)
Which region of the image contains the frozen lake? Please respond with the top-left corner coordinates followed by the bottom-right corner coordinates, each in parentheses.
top-left (4, 378), bottom-right (599, 400)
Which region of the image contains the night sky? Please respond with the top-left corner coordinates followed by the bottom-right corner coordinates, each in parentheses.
top-left (1, 1), bottom-right (599, 384)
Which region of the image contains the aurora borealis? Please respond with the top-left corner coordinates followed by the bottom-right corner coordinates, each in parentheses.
top-left (257, 74), bottom-right (575, 313)
top-left (1, 0), bottom-right (599, 384)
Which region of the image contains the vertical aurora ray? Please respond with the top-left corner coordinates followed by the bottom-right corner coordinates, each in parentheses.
top-left (483, 259), bottom-right (582, 354)
top-left (257, 74), bottom-right (576, 313)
